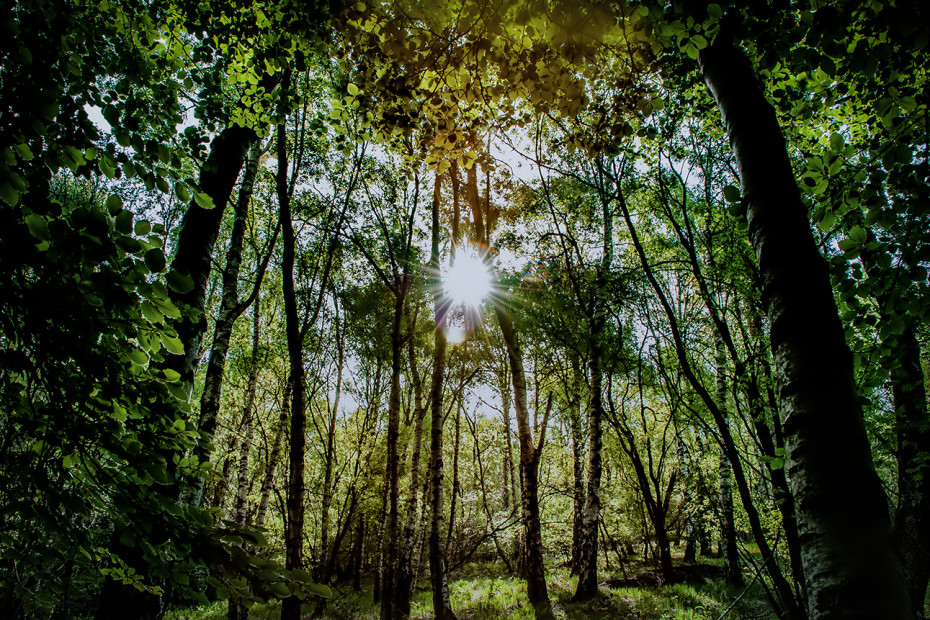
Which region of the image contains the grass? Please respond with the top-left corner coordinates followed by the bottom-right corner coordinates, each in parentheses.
top-left (166, 556), bottom-right (774, 620)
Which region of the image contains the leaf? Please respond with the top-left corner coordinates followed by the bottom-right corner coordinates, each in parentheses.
top-left (128, 348), bottom-right (149, 365)
top-left (25, 214), bottom-right (49, 241)
top-left (166, 270), bottom-right (195, 294)
top-left (347, 82), bottom-right (360, 96)
top-left (145, 248), bottom-right (166, 273)
top-left (830, 132), bottom-right (845, 152)
top-left (194, 192), bottom-right (215, 209)
top-left (141, 300), bottom-right (164, 324)
top-left (163, 368), bottom-right (181, 383)
top-left (135, 220), bottom-right (152, 236)
top-left (175, 183), bottom-right (191, 203)
top-left (849, 225), bottom-right (867, 244)
top-left (1, 182), bottom-right (21, 206)
top-left (106, 194), bottom-right (124, 215)
top-left (160, 333), bottom-right (184, 355)
top-left (723, 185), bottom-right (741, 204)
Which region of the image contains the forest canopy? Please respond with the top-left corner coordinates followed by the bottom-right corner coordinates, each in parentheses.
top-left (0, 0), bottom-right (928, 619)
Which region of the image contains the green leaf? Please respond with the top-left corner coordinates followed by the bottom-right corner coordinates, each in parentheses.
top-left (99, 156), bottom-right (116, 179)
top-left (163, 368), bottom-right (181, 383)
top-left (175, 183), bottom-right (191, 203)
top-left (347, 82), bottom-right (360, 96)
top-left (141, 301), bottom-right (164, 324)
top-left (830, 132), bottom-right (845, 152)
top-left (723, 185), bottom-right (741, 204)
top-left (160, 333), bottom-right (184, 355)
top-left (849, 225), bottom-right (867, 244)
top-left (135, 220), bottom-right (152, 236)
top-left (106, 194), bottom-right (124, 215)
top-left (166, 271), bottom-right (195, 294)
top-left (193, 192), bottom-right (215, 209)
top-left (128, 348), bottom-right (149, 365)
top-left (1, 182), bottom-right (21, 206)
top-left (25, 214), bottom-right (49, 241)
top-left (145, 248), bottom-right (166, 273)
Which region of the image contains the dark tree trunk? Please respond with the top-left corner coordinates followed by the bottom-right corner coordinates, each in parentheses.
top-left (569, 400), bottom-right (584, 575)
top-left (700, 37), bottom-right (911, 618)
top-left (394, 326), bottom-right (428, 618)
top-left (715, 336), bottom-right (742, 587)
top-left (893, 327), bottom-right (930, 613)
top-left (318, 303), bottom-right (344, 582)
top-left (188, 139), bottom-right (263, 506)
top-left (492, 306), bottom-right (553, 620)
top-left (573, 188), bottom-right (612, 601)
top-left (254, 377), bottom-right (290, 529)
top-left (277, 74), bottom-right (308, 620)
top-left (169, 125), bottom-right (258, 393)
top-left (426, 172), bottom-right (457, 620)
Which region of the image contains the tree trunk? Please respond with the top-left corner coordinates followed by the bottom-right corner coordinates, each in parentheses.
top-left (188, 139), bottom-right (263, 507)
top-left (893, 327), bottom-right (930, 613)
top-left (715, 336), bottom-right (742, 587)
top-left (492, 305), bottom-right (553, 620)
top-left (569, 400), bottom-right (584, 575)
top-left (232, 297), bottom-right (261, 524)
top-left (445, 398), bottom-right (462, 560)
top-left (318, 301), bottom-right (344, 582)
top-left (255, 377), bottom-right (290, 529)
top-left (394, 329), bottom-right (428, 617)
top-left (379, 284), bottom-right (406, 620)
top-left (573, 190), bottom-right (612, 601)
top-left (426, 172), bottom-right (457, 620)
top-left (169, 125), bottom-right (258, 394)
top-left (277, 73), bottom-right (308, 620)
top-left (700, 37), bottom-right (911, 618)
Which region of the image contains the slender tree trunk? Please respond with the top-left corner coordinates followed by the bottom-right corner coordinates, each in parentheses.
top-left (352, 517), bottom-right (365, 591)
top-left (170, 126), bottom-right (259, 394)
top-left (427, 172), bottom-right (457, 620)
top-left (715, 336), bottom-right (742, 587)
top-left (187, 139), bottom-right (263, 507)
top-left (373, 483), bottom-right (388, 605)
top-left (574, 192), bottom-right (611, 600)
top-left (394, 341), bottom-right (428, 617)
top-left (255, 377), bottom-right (290, 529)
top-left (445, 399), bottom-right (462, 560)
top-left (499, 370), bottom-right (517, 514)
top-left (569, 401), bottom-right (584, 575)
top-left (232, 297), bottom-right (262, 524)
top-left (379, 286), bottom-right (406, 620)
top-left (318, 302), bottom-right (344, 581)
top-left (492, 305), bottom-right (553, 620)
top-left (277, 72), bottom-right (309, 620)
top-left (893, 327), bottom-right (930, 613)
top-left (700, 37), bottom-right (911, 618)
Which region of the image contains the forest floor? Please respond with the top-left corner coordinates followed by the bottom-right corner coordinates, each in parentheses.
top-left (167, 553), bottom-right (775, 620)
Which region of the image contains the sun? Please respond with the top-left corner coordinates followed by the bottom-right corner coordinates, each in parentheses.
top-left (443, 247), bottom-right (492, 309)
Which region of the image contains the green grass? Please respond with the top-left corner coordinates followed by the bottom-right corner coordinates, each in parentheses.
top-left (166, 558), bottom-right (774, 620)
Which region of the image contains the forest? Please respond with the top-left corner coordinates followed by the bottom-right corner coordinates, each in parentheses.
top-left (1, 0), bottom-right (928, 618)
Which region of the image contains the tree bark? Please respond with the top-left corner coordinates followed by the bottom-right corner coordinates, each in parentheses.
top-left (573, 186), bottom-right (612, 602)
top-left (394, 321), bottom-right (429, 617)
top-left (427, 171), bottom-right (457, 620)
top-left (277, 73), bottom-right (309, 620)
top-left (232, 296), bottom-right (261, 525)
top-left (492, 305), bottom-right (553, 620)
top-left (318, 300), bottom-right (344, 582)
top-left (255, 377), bottom-right (289, 530)
top-left (893, 327), bottom-right (930, 613)
top-left (715, 336), bottom-right (742, 587)
top-left (169, 125), bottom-right (258, 393)
top-left (700, 37), bottom-right (912, 618)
